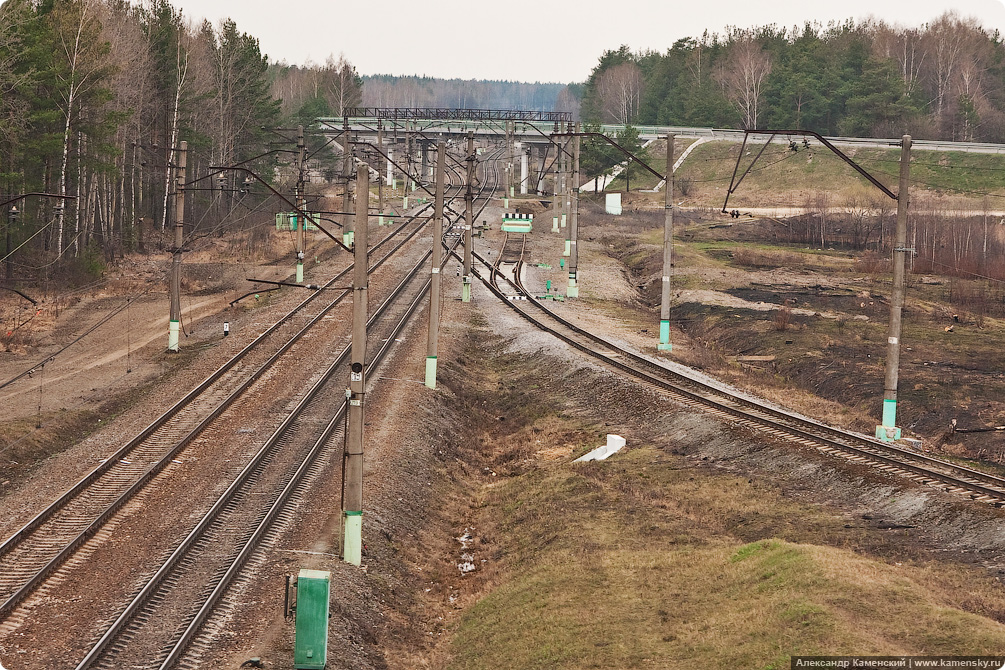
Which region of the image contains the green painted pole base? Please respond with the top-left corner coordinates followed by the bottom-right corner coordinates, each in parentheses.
top-left (567, 275), bottom-right (579, 298)
top-left (296, 262), bottom-right (304, 283)
top-left (411, 180), bottom-right (417, 192)
top-left (392, 179), bottom-right (397, 190)
top-left (378, 215), bottom-right (384, 226)
top-left (168, 319), bottom-right (180, 352)
top-left (424, 356), bottom-right (437, 389)
top-left (509, 186), bottom-right (514, 198)
top-left (403, 196), bottom-right (408, 209)
top-left (343, 511), bottom-right (362, 566)
top-left (658, 319), bottom-right (672, 351)
top-left (462, 278), bottom-right (471, 303)
top-left (552, 216), bottom-right (559, 232)
top-left (561, 214), bottom-right (567, 228)
top-left (876, 398), bottom-right (901, 441)
top-left (563, 240), bottom-right (571, 257)
top-left (503, 198), bottom-right (509, 209)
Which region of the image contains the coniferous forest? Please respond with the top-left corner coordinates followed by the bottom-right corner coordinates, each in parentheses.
top-left (2, 1), bottom-right (1004, 282)
top-left (578, 14), bottom-right (1005, 141)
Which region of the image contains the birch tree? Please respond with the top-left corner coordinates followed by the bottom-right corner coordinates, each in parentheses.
top-left (716, 30), bottom-right (772, 130)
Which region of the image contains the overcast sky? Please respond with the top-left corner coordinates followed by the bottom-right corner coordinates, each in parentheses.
top-left (169, 0), bottom-right (1005, 83)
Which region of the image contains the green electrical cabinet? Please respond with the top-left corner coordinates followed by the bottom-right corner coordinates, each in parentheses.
top-left (294, 569), bottom-right (330, 669)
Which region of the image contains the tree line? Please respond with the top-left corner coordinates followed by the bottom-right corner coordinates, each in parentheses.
top-left (362, 75), bottom-right (565, 112)
top-left (0, 0), bottom-right (362, 283)
top-left (579, 13), bottom-right (1005, 142)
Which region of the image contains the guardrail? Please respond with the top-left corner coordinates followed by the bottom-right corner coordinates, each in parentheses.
top-left (320, 117), bottom-right (1005, 154)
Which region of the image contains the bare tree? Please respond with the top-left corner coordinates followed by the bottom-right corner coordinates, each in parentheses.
top-left (921, 12), bottom-right (987, 133)
top-left (320, 53), bottom-right (361, 117)
top-left (716, 30), bottom-right (772, 129)
top-left (554, 85), bottom-right (581, 119)
top-left (870, 20), bottom-right (925, 100)
top-left (596, 61), bottom-right (642, 124)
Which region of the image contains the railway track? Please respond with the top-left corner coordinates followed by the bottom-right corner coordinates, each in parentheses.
top-left (68, 148), bottom-right (501, 670)
top-left (0, 205), bottom-right (449, 625)
top-left (475, 238), bottom-right (1005, 508)
top-left (77, 230), bottom-right (449, 669)
top-left (0, 144), bottom-right (501, 668)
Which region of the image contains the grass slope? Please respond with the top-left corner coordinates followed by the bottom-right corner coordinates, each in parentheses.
top-left (449, 445), bottom-right (1005, 669)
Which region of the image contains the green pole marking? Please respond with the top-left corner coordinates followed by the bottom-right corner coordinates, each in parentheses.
top-left (882, 398), bottom-right (897, 427)
top-left (424, 356), bottom-right (438, 389)
top-left (876, 399), bottom-right (901, 441)
top-left (168, 319), bottom-right (180, 352)
top-left (343, 511), bottom-right (362, 566)
top-left (658, 320), bottom-right (672, 351)
top-left (296, 263), bottom-right (304, 283)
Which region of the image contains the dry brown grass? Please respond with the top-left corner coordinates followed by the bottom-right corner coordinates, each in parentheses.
top-left (448, 442), bottom-right (1005, 669)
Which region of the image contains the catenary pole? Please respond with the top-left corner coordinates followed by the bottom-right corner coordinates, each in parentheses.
top-left (377, 121), bottom-right (384, 225)
top-left (567, 122), bottom-right (581, 298)
top-left (463, 131), bottom-right (474, 302)
top-left (562, 131), bottom-right (570, 256)
top-left (425, 143), bottom-right (445, 388)
top-left (659, 135), bottom-right (675, 351)
top-left (295, 125), bottom-right (306, 283)
top-left (552, 125), bottom-right (560, 232)
top-left (342, 163), bottom-right (369, 565)
top-left (878, 135), bottom-right (912, 441)
top-left (168, 140), bottom-right (186, 352)
top-left (342, 119), bottom-right (353, 246)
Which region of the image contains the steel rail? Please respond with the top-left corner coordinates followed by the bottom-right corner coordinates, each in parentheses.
top-left (77, 152), bottom-right (493, 669)
top-left (0, 201), bottom-right (449, 620)
top-left (471, 249), bottom-right (1005, 505)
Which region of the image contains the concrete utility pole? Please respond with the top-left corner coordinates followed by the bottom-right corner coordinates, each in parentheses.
top-left (463, 132), bottom-right (475, 303)
top-left (425, 143), bottom-right (445, 389)
top-left (659, 135), bottom-right (675, 351)
top-left (377, 121), bottom-right (384, 225)
top-left (519, 142), bottom-right (528, 195)
top-left (342, 120), bottom-right (353, 247)
top-left (504, 121), bottom-right (513, 205)
top-left (342, 163), bottom-right (369, 566)
top-left (421, 140), bottom-right (430, 183)
top-left (402, 121), bottom-right (411, 209)
top-left (168, 140), bottom-right (187, 352)
top-left (878, 135), bottom-right (912, 442)
top-left (567, 123), bottom-right (581, 298)
top-left (562, 134), bottom-right (571, 256)
top-left (552, 128), bottom-right (560, 232)
top-left (295, 125), bottom-right (306, 283)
